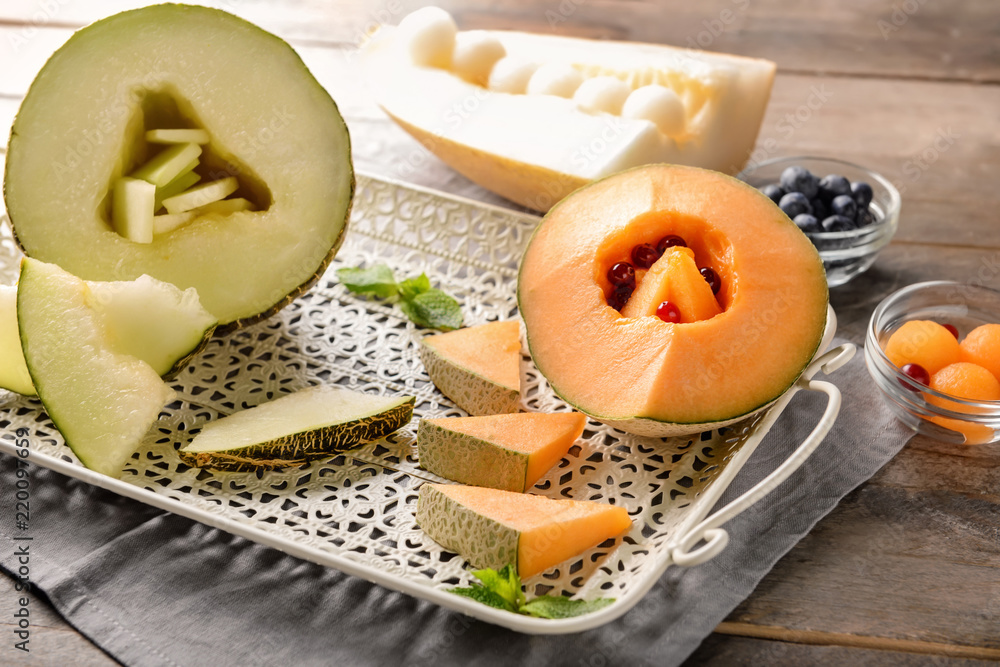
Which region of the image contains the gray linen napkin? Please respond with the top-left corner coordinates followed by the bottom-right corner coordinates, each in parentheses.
top-left (0, 335), bottom-right (909, 667)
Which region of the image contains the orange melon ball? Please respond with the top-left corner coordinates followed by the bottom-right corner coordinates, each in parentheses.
top-left (884, 320), bottom-right (960, 375)
top-left (925, 362), bottom-right (1000, 445)
top-left (958, 324), bottom-right (1000, 383)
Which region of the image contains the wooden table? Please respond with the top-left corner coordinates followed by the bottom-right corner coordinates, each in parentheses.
top-left (1, 1), bottom-right (998, 664)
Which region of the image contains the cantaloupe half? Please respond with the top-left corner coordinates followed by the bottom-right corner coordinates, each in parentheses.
top-left (417, 412), bottom-right (587, 491)
top-left (620, 246), bottom-right (722, 321)
top-left (420, 321), bottom-right (521, 415)
top-left (417, 483), bottom-right (631, 578)
top-left (363, 8), bottom-right (775, 211)
top-left (518, 164), bottom-right (828, 436)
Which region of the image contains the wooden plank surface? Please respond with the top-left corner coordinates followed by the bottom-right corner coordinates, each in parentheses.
top-left (1, 1), bottom-right (998, 665)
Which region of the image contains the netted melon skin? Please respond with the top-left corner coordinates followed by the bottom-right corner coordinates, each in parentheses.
top-left (416, 484), bottom-right (520, 573)
top-left (178, 399), bottom-right (414, 472)
top-left (420, 343), bottom-right (519, 416)
top-left (417, 420), bottom-right (527, 492)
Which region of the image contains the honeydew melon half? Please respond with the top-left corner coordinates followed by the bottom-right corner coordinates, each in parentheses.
top-left (363, 9), bottom-right (774, 211)
top-left (4, 4), bottom-right (354, 329)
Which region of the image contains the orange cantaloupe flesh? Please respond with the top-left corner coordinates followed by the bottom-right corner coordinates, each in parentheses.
top-left (959, 324), bottom-right (1000, 382)
top-left (620, 246), bottom-right (722, 322)
top-left (925, 361), bottom-right (1000, 445)
top-left (418, 483), bottom-right (632, 578)
top-left (518, 164), bottom-right (828, 425)
top-left (419, 412), bottom-right (587, 491)
top-left (884, 320), bottom-right (960, 375)
top-left (424, 321), bottom-right (520, 392)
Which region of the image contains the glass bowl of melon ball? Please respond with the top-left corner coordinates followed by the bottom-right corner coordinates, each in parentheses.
top-left (739, 156), bottom-right (900, 287)
top-left (865, 281), bottom-right (1000, 445)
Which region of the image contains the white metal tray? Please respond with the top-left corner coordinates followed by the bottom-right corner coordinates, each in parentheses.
top-left (0, 172), bottom-right (852, 634)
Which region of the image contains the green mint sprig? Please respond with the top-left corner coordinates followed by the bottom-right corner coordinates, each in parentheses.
top-left (449, 565), bottom-right (615, 619)
top-left (336, 264), bottom-right (463, 331)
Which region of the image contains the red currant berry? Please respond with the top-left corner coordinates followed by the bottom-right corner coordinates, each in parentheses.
top-left (631, 243), bottom-right (660, 269)
top-left (656, 301), bottom-right (681, 323)
top-left (656, 235), bottom-right (686, 254)
top-left (607, 262), bottom-right (635, 287)
top-left (608, 284), bottom-right (634, 311)
top-left (942, 323), bottom-right (959, 339)
top-left (699, 267), bottom-right (721, 295)
top-left (900, 363), bottom-right (930, 391)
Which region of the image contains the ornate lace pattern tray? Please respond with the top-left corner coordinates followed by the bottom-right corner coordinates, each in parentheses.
top-left (0, 172), bottom-right (847, 634)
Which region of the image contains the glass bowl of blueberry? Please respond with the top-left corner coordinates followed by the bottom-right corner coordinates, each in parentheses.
top-left (738, 156), bottom-right (900, 287)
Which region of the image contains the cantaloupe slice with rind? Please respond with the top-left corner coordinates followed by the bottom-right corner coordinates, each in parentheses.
top-left (417, 412), bottom-right (586, 491)
top-left (178, 386), bottom-right (415, 472)
top-left (17, 259), bottom-right (176, 477)
top-left (0, 286), bottom-right (33, 396)
top-left (417, 483), bottom-right (632, 578)
top-left (620, 246), bottom-right (722, 322)
top-left (420, 321), bottom-right (520, 415)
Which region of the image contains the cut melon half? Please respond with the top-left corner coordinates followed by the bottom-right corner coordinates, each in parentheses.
top-left (420, 320), bottom-right (521, 415)
top-left (178, 386), bottom-right (415, 472)
top-left (417, 412), bottom-right (586, 491)
top-left (0, 285), bottom-right (33, 396)
top-left (417, 483), bottom-right (631, 578)
top-left (4, 4), bottom-right (354, 329)
top-left (363, 8), bottom-right (775, 211)
top-left (17, 259), bottom-right (176, 477)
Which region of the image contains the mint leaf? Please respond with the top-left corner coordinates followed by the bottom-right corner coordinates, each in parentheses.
top-left (336, 265), bottom-right (398, 299)
top-left (400, 289), bottom-right (463, 331)
top-left (471, 565), bottom-right (524, 609)
top-left (398, 273), bottom-right (431, 301)
top-left (520, 596), bottom-right (615, 619)
top-left (450, 585), bottom-right (517, 612)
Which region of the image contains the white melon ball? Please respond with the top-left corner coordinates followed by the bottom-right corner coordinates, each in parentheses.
top-left (526, 63), bottom-right (584, 98)
top-left (621, 85), bottom-right (686, 136)
top-left (573, 76), bottom-right (632, 115)
top-left (451, 31), bottom-right (506, 86)
top-left (397, 6), bottom-right (457, 69)
top-left (487, 57), bottom-right (538, 94)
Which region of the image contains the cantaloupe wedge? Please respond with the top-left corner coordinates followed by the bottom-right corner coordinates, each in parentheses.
top-left (420, 320), bottom-right (520, 415)
top-left (363, 8), bottom-right (775, 211)
top-left (418, 412), bottom-right (587, 491)
top-left (417, 483), bottom-right (631, 578)
top-left (621, 247), bottom-right (722, 322)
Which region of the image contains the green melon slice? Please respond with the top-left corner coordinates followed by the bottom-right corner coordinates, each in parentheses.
top-left (417, 483), bottom-right (632, 578)
top-left (178, 386), bottom-right (415, 472)
top-left (418, 412), bottom-right (586, 491)
top-left (0, 286), bottom-right (33, 396)
top-left (420, 320), bottom-right (521, 415)
top-left (17, 259), bottom-right (176, 477)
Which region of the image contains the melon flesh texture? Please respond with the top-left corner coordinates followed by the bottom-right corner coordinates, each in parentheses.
top-left (417, 412), bottom-right (586, 491)
top-left (364, 24), bottom-right (775, 210)
top-left (417, 483), bottom-right (631, 578)
top-left (620, 246), bottom-right (722, 321)
top-left (17, 259), bottom-right (175, 477)
top-left (518, 164), bottom-right (828, 431)
top-left (4, 5), bottom-right (353, 328)
top-left (0, 286), bottom-right (34, 396)
top-left (420, 321), bottom-right (521, 415)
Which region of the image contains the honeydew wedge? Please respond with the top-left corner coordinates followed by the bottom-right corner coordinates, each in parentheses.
top-left (196, 197), bottom-right (256, 215)
top-left (162, 177), bottom-right (239, 215)
top-left (152, 211), bottom-right (197, 236)
top-left (420, 320), bottom-right (521, 415)
top-left (112, 177), bottom-right (155, 243)
top-left (16, 259), bottom-right (179, 477)
top-left (4, 4), bottom-right (354, 329)
top-left (363, 7), bottom-right (775, 211)
top-left (154, 165), bottom-right (201, 211)
top-left (178, 386), bottom-right (415, 471)
top-left (0, 286), bottom-right (34, 396)
top-left (130, 142), bottom-right (203, 187)
top-left (417, 483), bottom-right (632, 578)
top-left (146, 128), bottom-right (211, 145)
top-left (418, 412), bottom-right (587, 492)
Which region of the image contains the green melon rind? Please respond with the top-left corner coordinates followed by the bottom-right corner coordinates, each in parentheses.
top-left (420, 342), bottom-right (520, 416)
top-left (178, 397), bottom-right (415, 472)
top-left (417, 484), bottom-right (520, 573)
top-left (417, 419), bottom-right (528, 492)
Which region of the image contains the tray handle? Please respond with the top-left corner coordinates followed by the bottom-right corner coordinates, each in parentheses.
top-left (670, 343), bottom-right (855, 567)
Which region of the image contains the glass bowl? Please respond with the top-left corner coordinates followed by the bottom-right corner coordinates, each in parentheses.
top-left (865, 281), bottom-right (1000, 445)
top-left (738, 156), bottom-right (900, 287)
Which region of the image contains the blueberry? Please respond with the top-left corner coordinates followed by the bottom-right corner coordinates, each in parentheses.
top-left (793, 213), bottom-right (820, 233)
top-left (780, 166), bottom-right (819, 198)
top-left (851, 181), bottom-right (873, 209)
top-left (818, 174), bottom-right (850, 203)
top-left (760, 183), bottom-right (785, 204)
top-left (830, 194), bottom-right (857, 219)
top-left (779, 192), bottom-right (812, 219)
top-left (821, 215), bottom-right (856, 232)
top-left (811, 198), bottom-right (830, 221)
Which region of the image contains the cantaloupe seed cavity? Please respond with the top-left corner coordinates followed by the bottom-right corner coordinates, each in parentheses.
top-left (596, 209), bottom-right (734, 319)
top-left (101, 87), bottom-right (273, 240)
